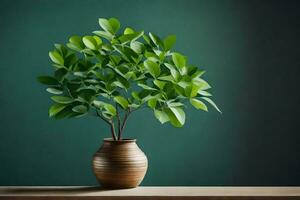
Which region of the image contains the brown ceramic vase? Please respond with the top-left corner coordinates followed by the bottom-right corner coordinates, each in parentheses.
top-left (92, 138), bottom-right (148, 189)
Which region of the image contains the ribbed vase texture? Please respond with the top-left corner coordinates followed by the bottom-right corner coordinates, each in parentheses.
top-left (93, 139), bottom-right (148, 188)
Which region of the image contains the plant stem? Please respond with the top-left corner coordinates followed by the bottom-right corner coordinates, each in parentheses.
top-left (116, 104), bottom-right (121, 139)
top-left (96, 109), bottom-right (117, 140)
top-left (118, 108), bottom-right (131, 140)
top-left (109, 122), bottom-right (117, 141)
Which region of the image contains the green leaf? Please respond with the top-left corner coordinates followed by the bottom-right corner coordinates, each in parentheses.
top-left (153, 49), bottom-right (162, 56)
top-left (98, 18), bottom-right (112, 33)
top-left (64, 54), bottom-right (77, 68)
top-left (149, 32), bottom-right (163, 48)
top-left (125, 71), bottom-right (136, 79)
top-left (108, 18), bottom-right (120, 34)
top-left (51, 96), bottom-right (73, 104)
top-left (93, 35), bottom-right (102, 46)
top-left (178, 80), bottom-right (190, 88)
top-left (130, 41), bottom-right (144, 54)
top-left (77, 87), bottom-right (97, 103)
top-left (49, 50), bottom-right (64, 65)
top-left (54, 44), bottom-right (68, 57)
top-left (85, 79), bottom-right (99, 84)
top-left (144, 60), bottom-right (160, 78)
top-left (81, 49), bottom-right (95, 56)
top-left (94, 68), bottom-right (115, 81)
top-left (54, 68), bottom-right (68, 81)
top-left (113, 77), bottom-right (130, 89)
top-left (190, 98), bottom-right (208, 111)
top-left (104, 103), bottom-right (116, 116)
top-left (138, 90), bottom-right (152, 100)
top-left (137, 83), bottom-right (157, 91)
top-left (124, 27), bottom-right (135, 34)
top-left (112, 45), bottom-right (138, 61)
top-left (82, 36), bottom-right (98, 50)
top-left (164, 63), bottom-right (179, 81)
top-left (129, 103), bottom-right (140, 109)
top-left (99, 18), bottom-right (120, 34)
top-left (93, 30), bottom-right (114, 41)
top-left (167, 101), bottom-right (184, 107)
top-left (66, 43), bottom-right (81, 51)
top-left (69, 35), bottom-right (83, 46)
top-left (198, 90), bottom-right (212, 96)
top-left (73, 71), bottom-right (87, 78)
top-left (154, 110), bottom-right (169, 124)
top-left (109, 55), bottom-right (121, 65)
top-left (102, 44), bottom-right (112, 52)
top-left (144, 51), bottom-right (158, 59)
top-left (49, 104), bottom-right (66, 117)
top-left (92, 100), bottom-right (105, 109)
top-left (46, 88), bottom-right (63, 95)
top-left (52, 64), bottom-right (65, 69)
top-left (174, 85), bottom-right (185, 96)
top-left (163, 35), bottom-right (176, 51)
top-left (158, 75), bottom-right (174, 82)
top-left (52, 105), bottom-right (77, 119)
top-left (148, 98), bottom-right (157, 109)
top-left (37, 76), bottom-right (58, 85)
top-left (191, 69), bottom-right (205, 78)
top-left (68, 35), bottom-right (84, 50)
top-left (112, 81), bottom-right (123, 89)
top-left (117, 76), bottom-right (130, 88)
top-left (201, 97), bottom-right (222, 113)
top-left (131, 92), bottom-right (141, 101)
top-left (172, 52), bottom-right (186, 69)
top-left (141, 94), bottom-right (155, 102)
top-left (185, 84), bottom-right (201, 97)
top-left (118, 31), bottom-right (144, 44)
top-left (114, 96), bottom-right (128, 109)
top-left (164, 107), bottom-right (185, 127)
top-left (193, 78), bottom-right (211, 90)
top-left (73, 112), bottom-right (88, 118)
top-left (72, 105), bottom-right (88, 113)
top-left (153, 79), bottom-right (166, 90)
top-left (142, 34), bottom-right (151, 44)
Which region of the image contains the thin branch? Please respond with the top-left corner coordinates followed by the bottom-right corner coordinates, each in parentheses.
top-left (118, 108), bottom-right (132, 140)
top-left (109, 122), bottom-right (117, 141)
top-left (96, 109), bottom-right (117, 140)
top-left (116, 104), bottom-right (121, 137)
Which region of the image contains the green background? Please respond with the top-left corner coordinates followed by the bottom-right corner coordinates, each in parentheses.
top-left (1, 0), bottom-right (300, 185)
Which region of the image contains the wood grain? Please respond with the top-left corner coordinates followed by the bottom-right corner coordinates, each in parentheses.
top-left (93, 139), bottom-right (148, 189)
top-left (0, 186), bottom-right (300, 200)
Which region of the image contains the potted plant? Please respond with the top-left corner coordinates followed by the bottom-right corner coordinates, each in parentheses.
top-left (37, 17), bottom-right (221, 188)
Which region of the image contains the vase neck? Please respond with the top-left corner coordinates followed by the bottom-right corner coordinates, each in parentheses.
top-left (103, 138), bottom-right (136, 143)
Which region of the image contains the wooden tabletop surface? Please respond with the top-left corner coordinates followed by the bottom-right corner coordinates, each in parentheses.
top-left (0, 186), bottom-right (300, 200)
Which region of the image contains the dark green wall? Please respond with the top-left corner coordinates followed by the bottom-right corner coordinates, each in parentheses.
top-left (0, 0), bottom-right (300, 186)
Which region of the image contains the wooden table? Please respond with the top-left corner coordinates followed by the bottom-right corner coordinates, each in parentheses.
top-left (0, 186), bottom-right (300, 200)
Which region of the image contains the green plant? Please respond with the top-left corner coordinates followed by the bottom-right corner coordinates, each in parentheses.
top-left (37, 17), bottom-right (221, 140)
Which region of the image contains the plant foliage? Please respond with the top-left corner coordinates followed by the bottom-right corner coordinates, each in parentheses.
top-left (37, 17), bottom-right (221, 140)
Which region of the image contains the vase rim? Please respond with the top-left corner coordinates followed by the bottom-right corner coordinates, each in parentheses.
top-left (103, 138), bottom-right (136, 143)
